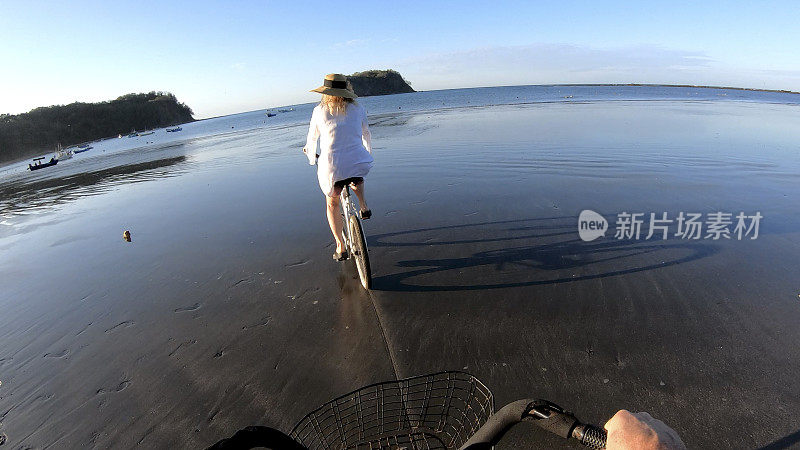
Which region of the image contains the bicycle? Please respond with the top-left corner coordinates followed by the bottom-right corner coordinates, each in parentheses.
top-left (210, 371), bottom-right (607, 449)
top-left (304, 149), bottom-right (372, 290)
top-left (339, 181), bottom-right (371, 290)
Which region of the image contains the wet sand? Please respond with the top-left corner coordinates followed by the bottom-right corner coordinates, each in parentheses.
top-left (1, 100), bottom-right (800, 448)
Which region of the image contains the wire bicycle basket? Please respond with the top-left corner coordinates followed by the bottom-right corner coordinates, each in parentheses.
top-left (290, 371), bottom-right (495, 450)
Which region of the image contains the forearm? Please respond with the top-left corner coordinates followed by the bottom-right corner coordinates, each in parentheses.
top-left (304, 122), bottom-right (319, 164)
top-left (362, 128), bottom-right (372, 153)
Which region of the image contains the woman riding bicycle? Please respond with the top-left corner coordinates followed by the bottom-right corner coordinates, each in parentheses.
top-left (303, 73), bottom-right (374, 261)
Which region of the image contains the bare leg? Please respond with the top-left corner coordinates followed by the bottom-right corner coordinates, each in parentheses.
top-left (326, 195), bottom-right (345, 253)
top-left (351, 182), bottom-right (369, 213)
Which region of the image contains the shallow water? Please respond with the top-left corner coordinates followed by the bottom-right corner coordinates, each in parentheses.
top-left (1, 86), bottom-right (800, 448)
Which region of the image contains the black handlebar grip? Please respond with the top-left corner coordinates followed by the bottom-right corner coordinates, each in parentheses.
top-left (460, 399), bottom-right (533, 449)
top-left (572, 424), bottom-right (607, 449)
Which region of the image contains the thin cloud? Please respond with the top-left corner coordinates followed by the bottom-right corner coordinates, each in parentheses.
top-left (395, 43), bottom-right (800, 92)
top-left (396, 43), bottom-right (727, 89)
top-left (332, 39), bottom-right (369, 49)
top-left (403, 43), bottom-right (711, 74)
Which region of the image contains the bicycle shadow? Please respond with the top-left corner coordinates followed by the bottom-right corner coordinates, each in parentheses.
top-left (757, 429), bottom-right (800, 450)
top-left (368, 217), bottom-right (719, 292)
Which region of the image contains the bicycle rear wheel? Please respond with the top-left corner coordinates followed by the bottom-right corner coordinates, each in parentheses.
top-left (348, 214), bottom-right (371, 289)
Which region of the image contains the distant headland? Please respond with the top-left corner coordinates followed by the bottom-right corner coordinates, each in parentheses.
top-left (347, 70), bottom-right (415, 97)
top-left (0, 92), bottom-right (194, 164)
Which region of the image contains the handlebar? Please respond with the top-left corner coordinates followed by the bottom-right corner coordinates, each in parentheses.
top-left (460, 399), bottom-right (607, 449)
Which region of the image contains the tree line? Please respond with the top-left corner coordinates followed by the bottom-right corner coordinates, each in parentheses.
top-left (0, 92), bottom-right (194, 163)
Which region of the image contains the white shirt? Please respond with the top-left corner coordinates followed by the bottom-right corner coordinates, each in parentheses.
top-left (304, 102), bottom-right (374, 197)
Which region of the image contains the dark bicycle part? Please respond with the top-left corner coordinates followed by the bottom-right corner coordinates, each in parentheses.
top-left (206, 426), bottom-right (306, 450)
top-left (290, 371), bottom-right (494, 450)
top-left (459, 399), bottom-right (530, 449)
top-left (215, 371), bottom-right (605, 449)
top-left (526, 400), bottom-right (606, 449)
top-left (572, 424), bottom-right (607, 450)
top-left (460, 399), bottom-right (606, 449)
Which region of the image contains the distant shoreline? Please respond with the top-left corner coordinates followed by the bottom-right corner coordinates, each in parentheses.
top-left (413, 83), bottom-right (800, 96)
top-left (241, 83), bottom-right (800, 120)
top-left (4, 83), bottom-right (797, 168)
top-left (0, 92), bottom-right (193, 165)
top-left (544, 83), bottom-right (800, 95)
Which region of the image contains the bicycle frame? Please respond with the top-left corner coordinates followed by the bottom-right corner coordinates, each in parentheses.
top-left (339, 186), bottom-right (357, 249)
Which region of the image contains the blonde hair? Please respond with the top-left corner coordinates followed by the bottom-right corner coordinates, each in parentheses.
top-left (321, 94), bottom-right (355, 116)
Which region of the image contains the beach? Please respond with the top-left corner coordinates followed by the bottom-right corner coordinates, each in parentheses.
top-left (2, 87), bottom-right (800, 448)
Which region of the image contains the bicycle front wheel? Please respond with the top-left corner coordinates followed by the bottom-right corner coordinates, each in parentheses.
top-left (348, 214), bottom-right (371, 289)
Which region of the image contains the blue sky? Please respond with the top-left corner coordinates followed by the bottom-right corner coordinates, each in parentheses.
top-left (2, 0), bottom-right (799, 118)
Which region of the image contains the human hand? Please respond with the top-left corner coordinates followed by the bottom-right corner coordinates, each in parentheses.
top-left (605, 410), bottom-right (686, 450)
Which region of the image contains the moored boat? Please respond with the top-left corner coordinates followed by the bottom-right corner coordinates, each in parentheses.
top-left (56, 148), bottom-right (74, 159)
top-left (55, 143), bottom-right (73, 160)
top-left (29, 157), bottom-right (58, 171)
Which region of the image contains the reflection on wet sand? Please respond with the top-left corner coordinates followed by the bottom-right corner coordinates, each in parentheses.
top-left (0, 155), bottom-right (187, 219)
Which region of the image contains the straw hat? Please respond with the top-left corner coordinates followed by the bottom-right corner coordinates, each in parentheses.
top-left (310, 73), bottom-right (357, 99)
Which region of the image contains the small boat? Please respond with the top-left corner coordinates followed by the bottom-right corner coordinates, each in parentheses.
top-left (56, 149), bottom-right (73, 159)
top-left (138, 131), bottom-right (154, 136)
top-left (74, 146), bottom-right (92, 153)
top-left (166, 126), bottom-right (182, 132)
top-left (267, 112), bottom-right (277, 117)
top-left (29, 157), bottom-right (58, 171)
top-left (55, 143), bottom-right (73, 160)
